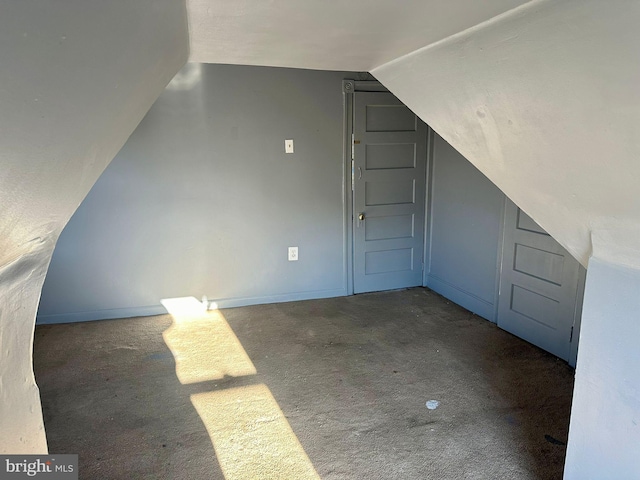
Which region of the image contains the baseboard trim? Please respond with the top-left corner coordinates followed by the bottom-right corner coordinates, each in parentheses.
top-left (209, 288), bottom-right (348, 309)
top-left (36, 288), bottom-right (348, 324)
top-left (425, 274), bottom-right (495, 322)
top-left (36, 305), bottom-right (168, 325)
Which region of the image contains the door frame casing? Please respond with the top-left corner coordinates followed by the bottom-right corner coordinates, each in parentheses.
top-left (569, 266), bottom-right (587, 367)
top-left (343, 79), bottom-right (431, 295)
top-left (342, 80), bottom-right (356, 295)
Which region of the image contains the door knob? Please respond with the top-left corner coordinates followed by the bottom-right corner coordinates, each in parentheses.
top-left (358, 213), bottom-right (365, 221)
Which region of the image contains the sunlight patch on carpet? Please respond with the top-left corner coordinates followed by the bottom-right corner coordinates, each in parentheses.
top-left (191, 384), bottom-right (320, 480)
top-left (162, 297), bottom-right (256, 384)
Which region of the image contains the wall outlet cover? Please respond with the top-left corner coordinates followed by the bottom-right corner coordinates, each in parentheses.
top-left (288, 246), bottom-right (298, 261)
top-left (285, 139), bottom-right (294, 154)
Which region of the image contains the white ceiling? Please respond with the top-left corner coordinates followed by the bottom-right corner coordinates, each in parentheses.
top-left (187, 0), bottom-right (532, 71)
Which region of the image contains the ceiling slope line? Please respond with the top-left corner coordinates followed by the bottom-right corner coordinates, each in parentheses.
top-left (370, 0), bottom-right (547, 73)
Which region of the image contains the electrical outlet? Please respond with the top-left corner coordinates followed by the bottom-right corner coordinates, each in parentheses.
top-left (288, 246), bottom-right (298, 261)
top-left (285, 139), bottom-right (294, 154)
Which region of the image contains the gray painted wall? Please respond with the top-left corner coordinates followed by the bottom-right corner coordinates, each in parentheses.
top-left (37, 64), bottom-right (358, 323)
top-left (426, 133), bottom-right (505, 321)
top-left (37, 67), bottom-right (506, 325)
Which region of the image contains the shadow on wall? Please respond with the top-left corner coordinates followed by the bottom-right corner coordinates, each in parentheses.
top-left (161, 296), bottom-right (320, 479)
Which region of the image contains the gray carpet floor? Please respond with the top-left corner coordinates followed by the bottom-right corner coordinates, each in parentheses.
top-left (34, 287), bottom-right (574, 479)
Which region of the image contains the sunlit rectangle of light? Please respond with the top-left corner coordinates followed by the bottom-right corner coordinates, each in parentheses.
top-left (191, 384), bottom-right (320, 480)
top-left (161, 297), bottom-right (256, 384)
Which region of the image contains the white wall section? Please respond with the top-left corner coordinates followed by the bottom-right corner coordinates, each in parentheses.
top-left (372, 0), bottom-right (640, 270)
top-left (565, 258), bottom-right (640, 478)
top-left (0, 1), bottom-right (188, 453)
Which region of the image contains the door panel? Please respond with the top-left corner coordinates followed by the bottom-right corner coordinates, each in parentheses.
top-left (366, 144), bottom-right (416, 169)
top-left (498, 200), bottom-right (585, 360)
top-left (365, 178), bottom-right (415, 205)
top-left (353, 92), bottom-right (427, 294)
top-left (365, 214), bottom-right (414, 240)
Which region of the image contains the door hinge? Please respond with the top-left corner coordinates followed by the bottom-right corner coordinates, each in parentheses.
top-left (570, 326), bottom-right (574, 343)
top-left (351, 159), bottom-right (355, 191)
top-left (351, 133), bottom-right (355, 160)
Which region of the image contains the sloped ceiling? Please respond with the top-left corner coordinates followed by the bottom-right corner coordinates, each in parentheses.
top-left (0, 0), bottom-right (188, 453)
top-left (372, 0), bottom-right (640, 269)
top-left (189, 0), bottom-right (640, 271)
top-left (187, 0), bottom-right (531, 71)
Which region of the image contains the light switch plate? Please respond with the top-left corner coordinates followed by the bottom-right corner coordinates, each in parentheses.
top-left (285, 139), bottom-right (294, 154)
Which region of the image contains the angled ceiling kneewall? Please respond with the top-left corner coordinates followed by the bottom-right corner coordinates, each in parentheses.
top-left (0, 1), bottom-right (189, 453)
top-left (372, 0), bottom-right (640, 270)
